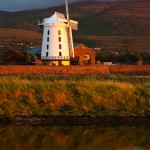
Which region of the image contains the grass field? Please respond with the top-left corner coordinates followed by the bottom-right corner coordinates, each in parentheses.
top-left (0, 73), bottom-right (149, 117)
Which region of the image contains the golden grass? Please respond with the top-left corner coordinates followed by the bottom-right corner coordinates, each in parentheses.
top-left (0, 75), bottom-right (149, 117)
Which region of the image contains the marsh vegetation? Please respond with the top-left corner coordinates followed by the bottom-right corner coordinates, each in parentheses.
top-left (0, 75), bottom-right (149, 117)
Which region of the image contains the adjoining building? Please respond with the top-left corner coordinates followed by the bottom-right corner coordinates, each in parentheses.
top-left (73, 44), bottom-right (95, 65)
top-left (28, 43), bottom-right (95, 65)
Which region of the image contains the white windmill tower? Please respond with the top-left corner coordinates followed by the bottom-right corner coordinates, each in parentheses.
top-left (38, 0), bottom-right (78, 66)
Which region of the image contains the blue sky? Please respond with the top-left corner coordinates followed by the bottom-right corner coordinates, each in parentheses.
top-left (0, 0), bottom-right (127, 12)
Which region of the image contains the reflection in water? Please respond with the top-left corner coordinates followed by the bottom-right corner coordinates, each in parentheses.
top-left (0, 125), bottom-right (149, 150)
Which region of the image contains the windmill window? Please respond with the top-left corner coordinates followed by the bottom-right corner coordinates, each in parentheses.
top-left (47, 37), bottom-right (49, 42)
top-left (59, 52), bottom-right (62, 56)
top-left (58, 30), bottom-right (61, 35)
top-left (47, 30), bottom-right (50, 35)
top-left (47, 44), bottom-right (49, 49)
top-left (46, 52), bottom-right (48, 57)
top-left (59, 44), bottom-right (62, 49)
top-left (58, 37), bottom-right (61, 42)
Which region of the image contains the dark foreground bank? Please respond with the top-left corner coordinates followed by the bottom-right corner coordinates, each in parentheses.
top-left (0, 115), bottom-right (150, 125)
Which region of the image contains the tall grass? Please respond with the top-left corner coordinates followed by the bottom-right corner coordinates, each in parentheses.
top-left (0, 75), bottom-right (150, 117)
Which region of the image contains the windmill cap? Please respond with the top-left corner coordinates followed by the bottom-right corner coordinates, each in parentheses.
top-left (44, 12), bottom-right (67, 24)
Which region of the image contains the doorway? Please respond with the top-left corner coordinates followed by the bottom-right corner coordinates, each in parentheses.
top-left (83, 55), bottom-right (91, 65)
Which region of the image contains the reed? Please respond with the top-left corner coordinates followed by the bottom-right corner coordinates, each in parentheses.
top-left (0, 75), bottom-right (149, 117)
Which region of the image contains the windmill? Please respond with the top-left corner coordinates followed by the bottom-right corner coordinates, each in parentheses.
top-left (38, 0), bottom-right (78, 66)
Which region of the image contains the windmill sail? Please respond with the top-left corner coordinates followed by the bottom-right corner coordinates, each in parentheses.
top-left (65, 0), bottom-right (78, 58)
top-left (65, 0), bottom-right (70, 22)
top-left (67, 26), bottom-right (74, 57)
top-left (69, 20), bottom-right (78, 30)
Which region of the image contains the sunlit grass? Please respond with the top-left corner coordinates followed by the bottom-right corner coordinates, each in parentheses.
top-left (0, 75), bottom-right (150, 117)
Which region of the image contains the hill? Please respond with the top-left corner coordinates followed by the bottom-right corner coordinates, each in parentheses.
top-left (0, 28), bottom-right (42, 54)
top-left (0, 1), bottom-right (150, 55)
top-left (0, 28), bottom-right (42, 40)
top-left (74, 36), bottom-right (150, 52)
top-left (0, 1), bottom-right (150, 36)
top-left (0, 28), bottom-right (149, 53)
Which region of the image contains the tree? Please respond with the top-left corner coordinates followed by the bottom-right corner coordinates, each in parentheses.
top-left (2, 49), bottom-right (30, 63)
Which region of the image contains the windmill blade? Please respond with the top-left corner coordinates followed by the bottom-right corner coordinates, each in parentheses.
top-left (65, 0), bottom-right (70, 22)
top-left (69, 20), bottom-right (78, 30)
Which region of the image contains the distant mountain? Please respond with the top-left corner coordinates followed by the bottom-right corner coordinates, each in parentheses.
top-left (0, 1), bottom-right (150, 36)
top-left (0, 28), bottom-right (42, 55)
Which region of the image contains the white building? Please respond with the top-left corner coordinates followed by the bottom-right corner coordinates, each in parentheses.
top-left (38, 12), bottom-right (78, 66)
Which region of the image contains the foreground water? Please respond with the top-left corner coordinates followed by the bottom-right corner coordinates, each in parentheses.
top-left (0, 125), bottom-right (149, 150)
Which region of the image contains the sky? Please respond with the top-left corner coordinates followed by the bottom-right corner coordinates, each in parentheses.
top-left (0, 0), bottom-right (128, 12)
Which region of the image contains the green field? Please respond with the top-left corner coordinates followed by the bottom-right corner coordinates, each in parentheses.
top-left (0, 75), bottom-right (149, 117)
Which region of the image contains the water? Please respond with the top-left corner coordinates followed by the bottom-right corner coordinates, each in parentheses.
top-left (0, 125), bottom-right (149, 150)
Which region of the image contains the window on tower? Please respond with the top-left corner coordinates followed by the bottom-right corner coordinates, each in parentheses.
top-left (58, 30), bottom-right (61, 35)
top-left (47, 44), bottom-right (49, 49)
top-left (47, 30), bottom-right (50, 35)
top-left (58, 37), bottom-right (61, 42)
top-left (47, 37), bottom-right (49, 42)
top-left (59, 52), bottom-right (62, 56)
top-left (46, 52), bottom-right (48, 57)
top-left (59, 44), bottom-right (62, 49)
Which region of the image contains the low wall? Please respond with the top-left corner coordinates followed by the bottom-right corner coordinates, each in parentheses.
top-left (108, 65), bottom-right (150, 75)
top-left (0, 65), bottom-right (150, 75)
top-left (0, 65), bottom-right (109, 75)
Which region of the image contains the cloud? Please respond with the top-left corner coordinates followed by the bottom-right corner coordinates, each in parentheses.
top-left (0, 0), bottom-right (131, 12)
top-left (0, 0), bottom-right (84, 12)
